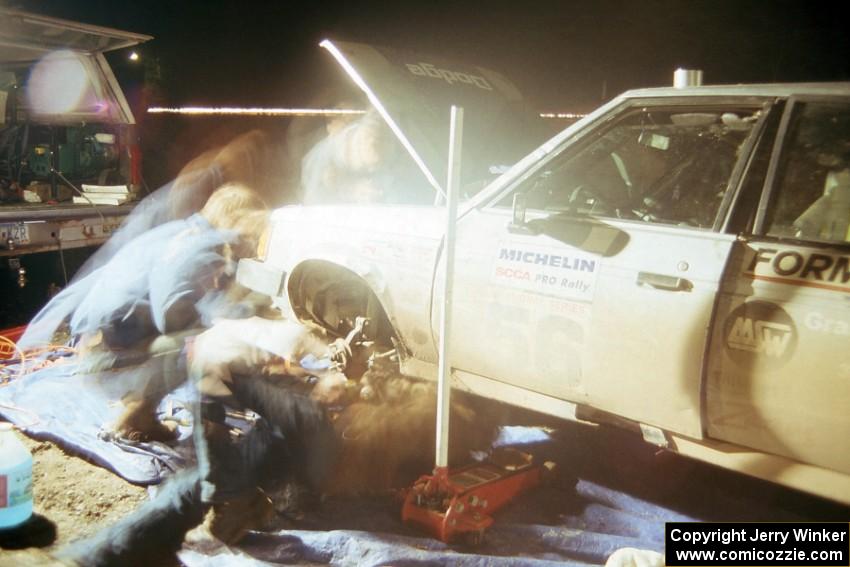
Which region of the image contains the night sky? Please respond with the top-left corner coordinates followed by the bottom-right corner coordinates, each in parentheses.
top-left (6, 0), bottom-right (850, 112)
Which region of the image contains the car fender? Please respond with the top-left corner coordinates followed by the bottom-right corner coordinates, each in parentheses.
top-left (260, 205), bottom-right (444, 361)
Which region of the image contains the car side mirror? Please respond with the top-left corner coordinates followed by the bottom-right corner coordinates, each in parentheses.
top-left (508, 193), bottom-right (539, 235)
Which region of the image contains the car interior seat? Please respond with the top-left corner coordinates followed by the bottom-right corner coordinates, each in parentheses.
top-left (794, 168), bottom-right (850, 242)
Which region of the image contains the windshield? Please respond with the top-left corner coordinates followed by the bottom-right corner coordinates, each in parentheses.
top-left (495, 105), bottom-right (760, 229)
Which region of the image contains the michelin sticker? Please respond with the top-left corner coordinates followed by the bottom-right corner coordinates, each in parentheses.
top-left (724, 301), bottom-right (797, 369)
top-left (492, 242), bottom-right (598, 301)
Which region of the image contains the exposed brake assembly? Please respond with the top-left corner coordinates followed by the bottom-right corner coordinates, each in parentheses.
top-left (327, 316), bottom-right (368, 370)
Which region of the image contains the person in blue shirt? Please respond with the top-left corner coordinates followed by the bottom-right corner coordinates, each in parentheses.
top-left (26, 183), bottom-right (267, 345)
top-left (22, 183), bottom-right (269, 441)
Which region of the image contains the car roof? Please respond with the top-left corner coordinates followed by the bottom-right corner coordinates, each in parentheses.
top-left (621, 82), bottom-right (850, 99)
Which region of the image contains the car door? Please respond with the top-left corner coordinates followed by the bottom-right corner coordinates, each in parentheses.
top-left (447, 100), bottom-right (767, 438)
top-left (706, 97), bottom-right (850, 475)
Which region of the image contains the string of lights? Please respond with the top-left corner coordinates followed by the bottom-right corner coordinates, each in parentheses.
top-left (147, 107), bottom-right (585, 119)
top-left (147, 107), bottom-right (367, 116)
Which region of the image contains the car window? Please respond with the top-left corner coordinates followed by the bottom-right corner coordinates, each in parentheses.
top-left (764, 101), bottom-right (850, 244)
top-left (496, 106), bottom-right (759, 229)
top-left (3, 51), bottom-right (129, 124)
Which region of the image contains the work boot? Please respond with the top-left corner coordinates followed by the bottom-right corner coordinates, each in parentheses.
top-left (113, 398), bottom-right (178, 442)
top-left (188, 487), bottom-right (275, 546)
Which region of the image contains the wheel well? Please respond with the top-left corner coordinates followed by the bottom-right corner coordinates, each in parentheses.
top-left (287, 260), bottom-right (395, 345)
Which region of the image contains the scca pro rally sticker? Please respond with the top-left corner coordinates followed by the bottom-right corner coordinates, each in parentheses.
top-left (491, 242), bottom-right (598, 301)
top-left (724, 301), bottom-right (797, 369)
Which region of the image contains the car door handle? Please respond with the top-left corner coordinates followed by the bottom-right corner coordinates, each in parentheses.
top-left (636, 271), bottom-right (693, 292)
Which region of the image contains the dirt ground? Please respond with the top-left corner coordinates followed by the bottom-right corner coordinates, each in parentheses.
top-left (14, 434), bottom-right (148, 553)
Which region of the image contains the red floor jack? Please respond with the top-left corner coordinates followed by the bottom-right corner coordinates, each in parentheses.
top-left (399, 107), bottom-right (549, 544)
top-left (402, 449), bottom-right (552, 545)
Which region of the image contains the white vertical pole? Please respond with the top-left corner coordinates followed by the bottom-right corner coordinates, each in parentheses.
top-left (436, 106), bottom-right (463, 469)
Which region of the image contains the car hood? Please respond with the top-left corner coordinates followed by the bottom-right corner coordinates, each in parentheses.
top-left (0, 8), bottom-right (152, 62)
top-left (272, 203), bottom-right (447, 241)
top-left (321, 39), bottom-right (546, 200)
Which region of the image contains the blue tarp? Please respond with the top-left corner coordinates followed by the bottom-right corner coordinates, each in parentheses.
top-left (1, 363), bottom-right (847, 566)
top-left (20, 213), bottom-right (231, 350)
top-left (0, 361), bottom-right (192, 484)
top-left (174, 478), bottom-right (686, 567)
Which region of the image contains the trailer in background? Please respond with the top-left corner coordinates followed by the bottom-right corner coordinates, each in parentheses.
top-left (0, 9), bottom-right (151, 329)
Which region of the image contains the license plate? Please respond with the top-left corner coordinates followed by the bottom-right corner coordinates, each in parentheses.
top-left (0, 222), bottom-right (30, 245)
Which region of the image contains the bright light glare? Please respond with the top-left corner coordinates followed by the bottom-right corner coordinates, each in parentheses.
top-left (319, 39), bottom-right (446, 200)
top-left (129, 51), bottom-right (140, 62)
top-left (27, 50), bottom-right (91, 115)
top-left (148, 106), bottom-right (585, 121)
top-left (147, 107), bottom-right (367, 117)
top-left (539, 112), bottom-right (587, 119)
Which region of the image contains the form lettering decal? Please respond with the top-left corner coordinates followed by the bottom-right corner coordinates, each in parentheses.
top-left (746, 247), bottom-right (850, 292)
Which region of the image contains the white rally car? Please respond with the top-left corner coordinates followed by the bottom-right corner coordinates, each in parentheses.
top-left (239, 40), bottom-right (850, 504)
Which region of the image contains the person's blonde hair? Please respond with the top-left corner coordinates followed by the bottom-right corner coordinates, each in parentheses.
top-left (200, 183), bottom-right (267, 231)
top-left (199, 183), bottom-right (269, 261)
top-left (229, 208), bottom-right (270, 259)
